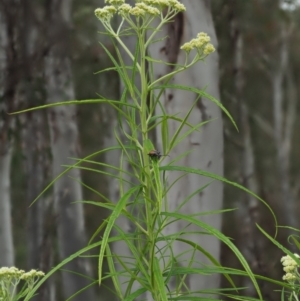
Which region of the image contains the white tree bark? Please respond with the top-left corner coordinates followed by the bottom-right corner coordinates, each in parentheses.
top-left (149, 0), bottom-right (223, 292)
top-left (22, 111), bottom-right (45, 269)
top-left (46, 57), bottom-right (95, 301)
top-left (0, 6), bottom-right (15, 268)
top-left (272, 26), bottom-right (296, 228)
top-left (0, 148), bottom-right (14, 267)
top-left (45, 0), bottom-right (95, 299)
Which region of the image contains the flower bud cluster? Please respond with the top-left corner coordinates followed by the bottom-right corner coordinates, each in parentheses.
top-left (0, 266), bottom-right (45, 299)
top-left (95, 0), bottom-right (186, 22)
top-left (95, 6), bottom-right (117, 22)
top-left (141, 0), bottom-right (185, 11)
top-left (0, 266), bottom-right (45, 281)
top-left (181, 32), bottom-right (215, 56)
top-left (0, 266), bottom-right (25, 279)
top-left (21, 269), bottom-right (45, 280)
top-left (281, 254), bottom-right (300, 282)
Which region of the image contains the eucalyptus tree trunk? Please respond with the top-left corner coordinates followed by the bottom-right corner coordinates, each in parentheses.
top-left (22, 111), bottom-right (50, 301)
top-left (0, 3), bottom-right (16, 268)
top-left (149, 0), bottom-right (223, 292)
top-left (272, 26), bottom-right (296, 229)
top-left (45, 0), bottom-right (95, 299)
top-left (22, 111), bottom-right (46, 268)
top-left (0, 148), bottom-right (14, 267)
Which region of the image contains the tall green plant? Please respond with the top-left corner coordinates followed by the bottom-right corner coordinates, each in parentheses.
top-left (12, 1), bottom-right (281, 300)
top-left (89, 1), bottom-right (260, 300)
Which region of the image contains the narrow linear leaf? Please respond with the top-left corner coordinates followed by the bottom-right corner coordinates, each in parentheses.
top-left (161, 211), bottom-right (262, 300)
top-left (167, 96), bottom-right (201, 153)
top-left (24, 241), bottom-right (102, 301)
top-left (175, 238), bottom-right (236, 290)
top-left (106, 244), bottom-right (123, 300)
top-left (160, 165), bottom-right (277, 233)
top-left (29, 146), bottom-right (133, 206)
top-left (153, 257), bottom-right (168, 301)
top-left (124, 288), bottom-right (147, 301)
top-left (257, 224), bottom-right (300, 265)
top-left (94, 65), bottom-right (133, 75)
top-left (10, 99), bottom-right (137, 115)
top-left (152, 84), bottom-right (238, 131)
top-left (291, 236), bottom-right (300, 250)
top-left (161, 117), bottom-right (169, 154)
top-left (65, 281), bottom-right (98, 301)
top-left (98, 185), bottom-right (142, 284)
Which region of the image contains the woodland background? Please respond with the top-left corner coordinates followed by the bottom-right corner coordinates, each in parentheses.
top-left (0, 0), bottom-right (300, 301)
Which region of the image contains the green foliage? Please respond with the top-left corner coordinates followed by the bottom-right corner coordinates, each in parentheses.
top-left (11, 1), bottom-right (298, 301)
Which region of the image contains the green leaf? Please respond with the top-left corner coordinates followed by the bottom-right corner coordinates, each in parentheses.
top-left (291, 236), bottom-right (300, 250)
top-left (153, 257), bottom-right (168, 301)
top-left (98, 185), bottom-right (142, 284)
top-left (161, 116), bottom-right (169, 154)
top-left (24, 241), bottom-right (103, 301)
top-left (160, 165), bottom-right (277, 234)
top-left (27, 145), bottom-right (135, 206)
top-left (257, 224), bottom-right (300, 266)
top-left (175, 238), bottom-right (237, 291)
top-left (167, 96), bottom-right (203, 153)
top-left (131, 41), bottom-right (140, 87)
top-left (145, 56), bottom-right (182, 68)
top-left (10, 99), bottom-right (136, 115)
top-left (147, 114), bottom-right (200, 134)
top-left (94, 65), bottom-right (133, 75)
top-left (113, 40), bottom-right (137, 102)
top-left (124, 288), bottom-right (147, 301)
top-left (171, 119), bottom-right (213, 150)
top-left (152, 84), bottom-right (238, 131)
top-left (106, 244), bottom-right (123, 300)
top-left (161, 211), bottom-right (262, 300)
top-left (144, 138), bottom-right (155, 153)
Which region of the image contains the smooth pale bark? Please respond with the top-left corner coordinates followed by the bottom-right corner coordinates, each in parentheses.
top-left (0, 149), bottom-right (14, 267)
top-left (45, 0), bottom-right (95, 300)
top-left (46, 56), bottom-right (95, 301)
top-left (0, 6), bottom-right (14, 268)
top-left (285, 69), bottom-right (297, 173)
top-left (149, 0), bottom-right (223, 292)
top-left (272, 26), bottom-right (296, 228)
top-left (22, 112), bottom-right (45, 269)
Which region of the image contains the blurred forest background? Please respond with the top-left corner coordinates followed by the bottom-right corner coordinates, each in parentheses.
top-left (1, 0), bottom-right (300, 300)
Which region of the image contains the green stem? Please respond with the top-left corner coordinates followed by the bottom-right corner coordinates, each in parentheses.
top-left (138, 26), bottom-right (159, 296)
top-left (109, 23), bottom-right (142, 72)
top-left (144, 8), bottom-right (175, 49)
top-left (148, 53), bottom-right (206, 90)
top-left (148, 64), bottom-right (188, 89)
top-left (293, 290), bottom-right (299, 301)
top-left (140, 38), bottom-right (152, 225)
top-left (153, 160), bottom-right (162, 213)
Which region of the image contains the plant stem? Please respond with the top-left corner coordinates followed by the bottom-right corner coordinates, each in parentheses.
top-left (139, 25), bottom-right (159, 297)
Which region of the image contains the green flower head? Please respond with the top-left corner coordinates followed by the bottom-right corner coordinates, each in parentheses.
top-left (95, 6), bottom-right (117, 22)
top-left (181, 32), bottom-right (215, 56)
